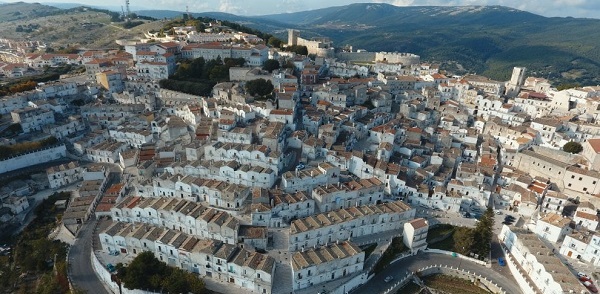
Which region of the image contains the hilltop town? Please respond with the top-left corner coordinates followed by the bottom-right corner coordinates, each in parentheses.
top-left (1, 12), bottom-right (600, 294)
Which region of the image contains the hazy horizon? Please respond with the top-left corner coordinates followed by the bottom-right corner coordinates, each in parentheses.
top-left (1, 0), bottom-right (599, 19)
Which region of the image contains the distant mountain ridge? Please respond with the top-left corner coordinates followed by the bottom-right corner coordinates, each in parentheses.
top-left (141, 3), bottom-right (599, 85)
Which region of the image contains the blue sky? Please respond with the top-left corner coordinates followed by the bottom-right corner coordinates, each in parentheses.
top-left (4, 0), bottom-right (600, 18)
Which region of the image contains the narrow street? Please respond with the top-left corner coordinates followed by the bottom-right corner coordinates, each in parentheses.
top-left (68, 216), bottom-right (109, 294)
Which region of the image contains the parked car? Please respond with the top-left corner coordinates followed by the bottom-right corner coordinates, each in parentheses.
top-left (580, 276), bottom-right (592, 282)
top-left (384, 276), bottom-right (394, 283)
top-left (497, 257), bottom-right (506, 266)
top-left (495, 210), bottom-right (503, 215)
top-left (296, 163), bottom-right (305, 170)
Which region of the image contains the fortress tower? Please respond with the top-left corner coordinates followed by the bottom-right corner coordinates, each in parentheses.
top-left (505, 66), bottom-right (526, 97)
top-left (287, 29), bottom-right (299, 46)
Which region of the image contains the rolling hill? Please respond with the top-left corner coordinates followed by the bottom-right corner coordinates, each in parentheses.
top-left (0, 3), bottom-right (163, 49)
top-left (136, 3), bottom-right (600, 85)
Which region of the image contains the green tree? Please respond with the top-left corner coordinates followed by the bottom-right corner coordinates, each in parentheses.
top-left (263, 59), bottom-right (280, 73)
top-left (471, 208), bottom-right (494, 258)
top-left (563, 141), bottom-right (583, 154)
top-left (267, 36), bottom-right (282, 48)
top-left (120, 252), bottom-right (167, 290)
top-left (245, 79), bottom-right (274, 97)
top-left (118, 252), bottom-right (206, 294)
top-left (453, 227), bottom-right (474, 255)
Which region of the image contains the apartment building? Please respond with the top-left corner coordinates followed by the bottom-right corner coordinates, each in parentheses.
top-left (165, 160), bottom-right (276, 189)
top-left (499, 225), bottom-right (587, 294)
top-left (291, 241), bottom-right (364, 291)
top-left (311, 177), bottom-right (384, 212)
top-left (111, 196), bottom-right (239, 244)
top-left (288, 201), bottom-right (415, 251)
top-left (99, 221), bottom-right (275, 293)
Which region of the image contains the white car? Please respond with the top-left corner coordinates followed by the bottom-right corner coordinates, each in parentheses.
top-left (384, 276), bottom-right (393, 283)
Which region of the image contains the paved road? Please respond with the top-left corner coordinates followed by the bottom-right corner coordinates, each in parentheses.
top-left (352, 252), bottom-right (522, 294)
top-left (68, 217), bottom-right (109, 294)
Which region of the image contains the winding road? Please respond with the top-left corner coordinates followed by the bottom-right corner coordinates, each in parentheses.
top-left (68, 217), bottom-right (109, 294)
top-left (352, 252), bottom-right (522, 294)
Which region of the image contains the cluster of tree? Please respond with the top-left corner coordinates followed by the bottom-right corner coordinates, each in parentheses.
top-left (281, 45), bottom-right (308, 56)
top-left (557, 83), bottom-right (581, 91)
top-left (563, 141), bottom-right (583, 154)
top-left (121, 20), bottom-right (144, 29)
top-left (0, 80), bottom-right (37, 96)
top-left (245, 79), bottom-right (274, 98)
top-left (452, 208), bottom-right (494, 259)
top-left (262, 59), bottom-right (280, 73)
top-left (46, 46), bottom-right (79, 54)
top-left (15, 23), bottom-right (40, 33)
top-left (160, 57), bottom-right (245, 96)
top-left (116, 252), bottom-right (206, 294)
top-left (0, 136), bottom-right (58, 160)
top-left (0, 192), bottom-right (72, 294)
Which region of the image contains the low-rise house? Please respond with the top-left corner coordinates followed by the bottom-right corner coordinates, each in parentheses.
top-left (573, 204), bottom-right (599, 231)
top-left (281, 162), bottom-right (340, 193)
top-left (86, 140), bottom-right (128, 163)
top-left (46, 161), bottom-right (83, 189)
top-left (559, 229), bottom-right (598, 264)
top-left (311, 178), bottom-right (384, 212)
top-left (250, 189), bottom-right (314, 227)
top-left (534, 213), bottom-right (573, 243)
top-left (11, 107), bottom-right (55, 133)
top-left (109, 127), bottom-right (154, 148)
top-left (291, 241), bottom-right (364, 291)
top-left (238, 225), bottom-right (268, 250)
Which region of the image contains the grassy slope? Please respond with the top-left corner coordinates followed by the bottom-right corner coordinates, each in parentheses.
top-left (0, 5), bottom-right (164, 49)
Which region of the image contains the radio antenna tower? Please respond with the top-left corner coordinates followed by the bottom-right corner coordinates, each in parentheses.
top-left (186, 5), bottom-right (191, 19)
top-left (125, 0), bottom-right (131, 21)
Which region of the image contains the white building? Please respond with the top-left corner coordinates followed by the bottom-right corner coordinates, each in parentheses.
top-left (311, 177), bottom-right (385, 212)
top-left (99, 221), bottom-right (275, 294)
top-left (250, 189), bottom-right (314, 227)
top-left (534, 213), bottom-right (573, 244)
top-left (403, 218), bottom-right (428, 253)
top-left (111, 196), bottom-right (239, 245)
top-left (288, 201), bottom-right (415, 251)
top-left (281, 162), bottom-right (340, 193)
top-left (46, 161), bottom-right (83, 189)
top-left (291, 241), bottom-right (364, 291)
top-left (559, 229), bottom-right (600, 266)
top-left (165, 160), bottom-right (276, 189)
top-left (11, 107), bottom-right (55, 133)
top-left (499, 225), bottom-right (587, 294)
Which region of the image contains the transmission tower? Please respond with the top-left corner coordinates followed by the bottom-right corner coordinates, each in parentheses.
top-left (125, 0), bottom-right (131, 21)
